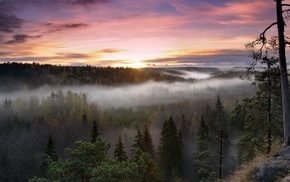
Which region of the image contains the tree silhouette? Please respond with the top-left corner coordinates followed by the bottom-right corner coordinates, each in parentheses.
top-left (114, 136), bottom-right (127, 162)
top-left (246, 0), bottom-right (290, 147)
top-left (131, 129), bottom-right (143, 153)
top-left (142, 127), bottom-right (155, 158)
top-left (40, 133), bottom-right (58, 176)
top-left (212, 95), bottom-right (228, 179)
top-left (90, 118), bottom-right (100, 143)
top-left (158, 116), bottom-right (183, 180)
top-left (195, 116), bottom-right (216, 181)
top-left (237, 58), bottom-right (282, 164)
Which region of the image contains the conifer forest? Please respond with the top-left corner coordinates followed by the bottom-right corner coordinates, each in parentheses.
top-left (0, 62), bottom-right (279, 182)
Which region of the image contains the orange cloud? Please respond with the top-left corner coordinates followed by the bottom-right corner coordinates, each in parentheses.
top-left (95, 49), bottom-right (125, 53)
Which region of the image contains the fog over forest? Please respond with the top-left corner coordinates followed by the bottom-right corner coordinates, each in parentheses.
top-left (0, 66), bottom-right (258, 182)
top-left (0, 67), bottom-right (253, 108)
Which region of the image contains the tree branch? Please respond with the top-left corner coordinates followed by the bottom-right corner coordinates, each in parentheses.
top-left (260, 22), bottom-right (278, 39)
top-left (282, 4), bottom-right (290, 7)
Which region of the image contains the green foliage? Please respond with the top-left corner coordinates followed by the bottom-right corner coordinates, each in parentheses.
top-left (114, 136), bottom-right (127, 162)
top-left (40, 134), bottom-right (58, 176)
top-left (212, 95), bottom-right (229, 179)
top-left (142, 127), bottom-right (155, 158)
top-left (131, 129), bottom-right (143, 153)
top-left (129, 148), bottom-right (164, 182)
top-left (30, 137), bottom-right (163, 182)
top-left (194, 117), bottom-right (217, 182)
top-left (158, 116), bottom-right (183, 180)
top-left (237, 60), bottom-right (283, 164)
top-left (90, 118), bottom-right (100, 143)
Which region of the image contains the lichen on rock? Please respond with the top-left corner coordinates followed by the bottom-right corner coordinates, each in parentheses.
top-left (252, 147), bottom-right (290, 182)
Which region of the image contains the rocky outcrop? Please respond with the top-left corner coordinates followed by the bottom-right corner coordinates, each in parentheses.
top-left (252, 147), bottom-right (290, 182)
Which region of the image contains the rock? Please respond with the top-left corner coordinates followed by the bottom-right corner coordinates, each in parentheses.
top-left (281, 175), bottom-right (290, 182)
top-left (252, 147), bottom-right (290, 182)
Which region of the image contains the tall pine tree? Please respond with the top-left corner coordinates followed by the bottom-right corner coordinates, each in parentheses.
top-left (142, 127), bottom-right (155, 158)
top-left (212, 95), bottom-right (229, 179)
top-left (158, 116), bottom-right (183, 180)
top-left (90, 118), bottom-right (100, 143)
top-left (131, 129), bottom-right (143, 153)
top-left (40, 133), bottom-right (58, 176)
top-left (195, 116), bottom-right (216, 181)
top-left (237, 57), bottom-right (283, 164)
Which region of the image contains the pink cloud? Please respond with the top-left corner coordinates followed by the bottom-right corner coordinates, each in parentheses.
top-left (170, 0), bottom-right (275, 25)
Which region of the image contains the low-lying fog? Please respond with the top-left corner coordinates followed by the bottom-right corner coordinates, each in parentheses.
top-left (0, 77), bottom-right (253, 108)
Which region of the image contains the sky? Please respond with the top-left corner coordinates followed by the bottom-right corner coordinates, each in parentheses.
top-left (0, 0), bottom-right (289, 67)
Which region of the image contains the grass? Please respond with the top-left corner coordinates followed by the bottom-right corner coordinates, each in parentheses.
top-left (221, 142), bottom-right (282, 182)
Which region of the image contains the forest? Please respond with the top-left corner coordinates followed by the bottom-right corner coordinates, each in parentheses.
top-left (0, 62), bottom-right (280, 182)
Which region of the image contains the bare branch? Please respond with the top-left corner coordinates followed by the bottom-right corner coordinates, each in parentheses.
top-left (282, 4), bottom-right (290, 7)
top-left (260, 22), bottom-right (278, 39)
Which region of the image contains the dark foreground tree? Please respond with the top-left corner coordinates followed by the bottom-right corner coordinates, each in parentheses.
top-left (90, 118), bottom-right (100, 143)
top-left (246, 0), bottom-right (290, 147)
top-left (142, 127), bottom-right (155, 158)
top-left (212, 95), bottom-right (229, 179)
top-left (131, 129), bottom-right (143, 153)
top-left (40, 134), bottom-right (58, 176)
top-left (158, 116), bottom-right (183, 180)
top-left (237, 58), bottom-right (283, 164)
top-left (195, 116), bottom-right (216, 181)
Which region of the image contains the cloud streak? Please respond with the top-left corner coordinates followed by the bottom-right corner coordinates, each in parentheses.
top-left (45, 22), bottom-right (89, 33)
top-left (5, 34), bottom-right (42, 44)
top-left (0, 13), bottom-right (23, 32)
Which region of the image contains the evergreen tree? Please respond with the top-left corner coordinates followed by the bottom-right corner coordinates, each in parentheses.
top-left (31, 138), bottom-right (164, 182)
top-left (142, 127), bottom-right (155, 158)
top-left (195, 116), bottom-right (216, 181)
top-left (237, 58), bottom-right (283, 164)
top-left (131, 129), bottom-right (143, 153)
top-left (90, 118), bottom-right (100, 143)
top-left (158, 116), bottom-right (183, 180)
top-left (40, 133), bottom-right (58, 176)
top-left (114, 136), bottom-right (127, 162)
top-left (212, 95), bottom-right (229, 179)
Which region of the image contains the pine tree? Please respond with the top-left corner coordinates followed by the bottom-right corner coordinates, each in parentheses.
top-left (237, 58), bottom-right (283, 164)
top-left (212, 95), bottom-right (229, 179)
top-left (90, 118), bottom-right (100, 143)
top-left (40, 133), bottom-right (58, 176)
top-left (195, 116), bottom-right (216, 181)
top-left (158, 116), bottom-right (183, 180)
top-left (114, 136), bottom-right (127, 162)
top-left (142, 127), bottom-right (155, 158)
top-left (131, 129), bottom-right (143, 153)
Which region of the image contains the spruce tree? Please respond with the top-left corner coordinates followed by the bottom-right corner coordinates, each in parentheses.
top-left (158, 116), bottom-right (183, 180)
top-left (212, 95), bottom-right (228, 179)
top-left (90, 118), bottom-right (100, 143)
top-left (40, 133), bottom-right (58, 176)
top-left (142, 127), bottom-right (155, 158)
top-left (131, 129), bottom-right (143, 153)
top-left (114, 136), bottom-right (127, 162)
top-left (195, 116), bottom-right (216, 181)
top-left (237, 58), bottom-right (283, 164)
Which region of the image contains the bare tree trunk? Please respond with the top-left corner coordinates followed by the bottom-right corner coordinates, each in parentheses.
top-left (267, 65), bottom-right (272, 154)
top-left (276, 0), bottom-right (290, 147)
top-left (219, 127), bottom-right (223, 179)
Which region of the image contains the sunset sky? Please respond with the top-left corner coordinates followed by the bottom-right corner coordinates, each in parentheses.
top-left (1, 0), bottom-right (289, 67)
